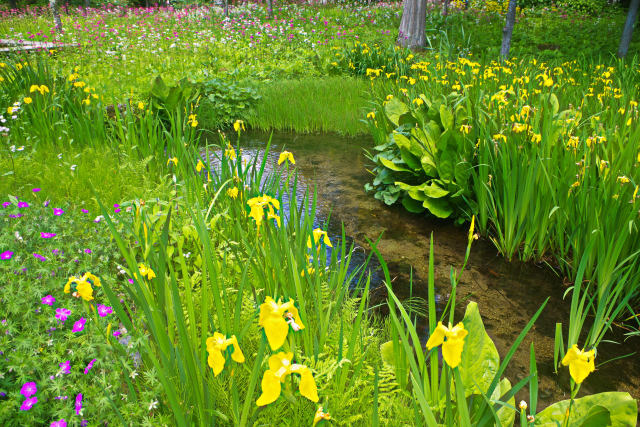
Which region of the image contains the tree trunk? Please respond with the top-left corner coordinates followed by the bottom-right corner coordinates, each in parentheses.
top-left (618, 0), bottom-right (640, 57)
top-left (443, 0), bottom-right (450, 16)
top-left (500, 0), bottom-right (517, 58)
top-left (8, 0), bottom-right (18, 10)
top-left (224, 0), bottom-right (229, 17)
top-left (397, 0), bottom-right (427, 50)
top-left (267, 0), bottom-right (273, 18)
top-left (50, 0), bottom-right (62, 34)
top-left (84, 0), bottom-right (90, 8)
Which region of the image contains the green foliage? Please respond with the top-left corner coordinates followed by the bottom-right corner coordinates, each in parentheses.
top-left (557, 0), bottom-right (607, 16)
top-left (535, 392), bottom-right (638, 426)
top-left (364, 94), bottom-right (474, 221)
top-left (197, 78), bottom-right (261, 129)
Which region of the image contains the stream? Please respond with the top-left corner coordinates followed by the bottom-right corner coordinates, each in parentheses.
top-left (206, 130), bottom-right (640, 412)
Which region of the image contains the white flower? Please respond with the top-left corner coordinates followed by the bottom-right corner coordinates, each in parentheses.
top-left (148, 399), bottom-right (159, 410)
top-left (129, 370), bottom-right (138, 379)
top-left (70, 164), bottom-right (77, 171)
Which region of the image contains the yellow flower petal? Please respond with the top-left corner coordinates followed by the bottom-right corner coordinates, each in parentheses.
top-left (293, 365), bottom-right (319, 402)
top-left (426, 322), bottom-right (446, 350)
top-left (208, 349), bottom-right (226, 376)
top-left (561, 344), bottom-right (595, 384)
top-left (442, 337), bottom-right (465, 368)
top-left (262, 316), bottom-right (289, 350)
top-left (256, 370), bottom-right (281, 406)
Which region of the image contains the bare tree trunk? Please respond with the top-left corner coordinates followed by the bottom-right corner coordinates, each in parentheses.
top-left (443, 0), bottom-right (450, 16)
top-left (50, 0), bottom-right (63, 34)
top-left (84, 0), bottom-right (90, 8)
top-left (224, 0), bottom-right (229, 17)
top-left (619, 0), bottom-right (640, 57)
top-left (267, 0), bottom-right (273, 18)
top-left (397, 0), bottom-right (427, 50)
top-left (8, 0), bottom-right (18, 10)
top-left (500, 0), bottom-right (517, 58)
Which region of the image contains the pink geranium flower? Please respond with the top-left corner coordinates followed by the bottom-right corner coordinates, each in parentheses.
top-left (50, 420), bottom-right (67, 427)
top-left (20, 396), bottom-right (37, 411)
top-left (84, 358), bottom-right (97, 374)
top-left (53, 208), bottom-right (64, 216)
top-left (55, 308), bottom-right (71, 323)
top-left (97, 304), bottom-right (113, 317)
top-left (59, 360), bottom-right (71, 374)
top-left (40, 232), bottom-right (56, 239)
top-left (20, 382), bottom-right (37, 398)
top-left (72, 317), bottom-right (86, 333)
top-left (41, 295), bottom-right (55, 305)
top-left (0, 251), bottom-right (13, 260)
top-left (17, 201), bottom-right (29, 208)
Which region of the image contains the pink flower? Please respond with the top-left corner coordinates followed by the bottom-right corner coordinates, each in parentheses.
top-left (0, 251), bottom-right (13, 260)
top-left (17, 201), bottom-right (29, 208)
top-left (53, 208), bottom-right (64, 216)
top-left (55, 308), bottom-right (71, 323)
top-left (1, 202), bottom-right (10, 208)
top-left (40, 232), bottom-right (56, 239)
top-left (75, 393), bottom-right (83, 415)
top-left (33, 253), bottom-right (46, 261)
top-left (20, 396), bottom-right (37, 410)
top-left (50, 420), bottom-right (67, 427)
top-left (84, 249), bottom-right (92, 254)
top-left (32, 188), bottom-right (41, 193)
top-left (20, 382), bottom-right (37, 398)
top-left (81, 209), bottom-right (89, 214)
top-left (72, 317), bottom-right (86, 333)
top-left (97, 304), bottom-right (113, 317)
top-left (84, 358), bottom-right (97, 374)
top-left (41, 295), bottom-right (55, 306)
top-left (59, 360), bottom-right (71, 374)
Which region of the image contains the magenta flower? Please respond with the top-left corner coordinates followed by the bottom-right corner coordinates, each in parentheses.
top-left (40, 232), bottom-right (57, 239)
top-left (72, 317), bottom-right (86, 333)
top-left (33, 253), bottom-right (46, 261)
top-left (75, 393), bottom-right (83, 415)
top-left (1, 201), bottom-right (10, 208)
top-left (53, 208), bottom-right (64, 216)
top-left (84, 249), bottom-right (92, 254)
top-left (0, 251), bottom-right (13, 260)
top-left (32, 188), bottom-right (41, 193)
top-left (55, 308), bottom-right (71, 323)
top-left (97, 304), bottom-right (113, 317)
top-left (42, 295), bottom-right (55, 306)
top-left (20, 382), bottom-right (37, 398)
top-left (9, 214), bottom-right (23, 218)
top-left (84, 358), bottom-right (97, 374)
top-left (50, 420), bottom-right (67, 427)
top-left (81, 209), bottom-right (89, 214)
top-left (20, 396), bottom-right (37, 411)
top-left (113, 330), bottom-right (121, 337)
top-left (59, 360), bottom-right (71, 374)
top-left (17, 201), bottom-right (29, 208)
top-left (44, 200), bottom-right (50, 207)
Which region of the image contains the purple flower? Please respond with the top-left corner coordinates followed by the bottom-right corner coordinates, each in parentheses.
top-left (17, 201), bottom-right (29, 208)
top-left (84, 249), bottom-right (92, 254)
top-left (84, 358), bottom-right (97, 374)
top-left (20, 382), bottom-right (37, 398)
top-left (9, 214), bottom-right (24, 218)
top-left (0, 251), bottom-right (13, 260)
top-left (52, 249), bottom-right (60, 255)
top-left (97, 304), bottom-right (113, 317)
top-left (33, 253), bottom-right (46, 261)
top-left (1, 201), bottom-right (10, 208)
top-left (113, 330), bottom-right (121, 337)
top-left (53, 208), bottom-right (64, 216)
top-left (50, 420), bottom-right (67, 427)
top-left (32, 188), bottom-right (41, 193)
top-left (44, 200), bottom-right (50, 207)
top-left (72, 317), bottom-right (86, 333)
top-left (41, 295), bottom-right (55, 306)
top-left (81, 209), bottom-right (89, 214)
top-left (55, 308), bottom-right (71, 323)
top-left (75, 393), bottom-right (83, 415)
top-left (81, 421), bottom-right (88, 427)
top-left (20, 396), bottom-right (37, 410)
top-left (40, 232), bottom-right (56, 239)
top-left (59, 360), bottom-right (71, 374)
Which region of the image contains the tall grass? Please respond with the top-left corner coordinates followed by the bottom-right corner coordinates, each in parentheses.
top-left (246, 77), bottom-right (371, 136)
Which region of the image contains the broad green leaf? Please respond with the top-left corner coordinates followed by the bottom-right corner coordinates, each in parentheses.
top-left (440, 103), bottom-right (454, 130)
top-left (379, 156), bottom-right (411, 172)
top-left (549, 93), bottom-right (559, 116)
top-left (422, 197), bottom-right (453, 218)
top-left (380, 341), bottom-right (395, 366)
top-left (401, 195), bottom-right (426, 213)
top-left (384, 97), bottom-right (409, 126)
top-left (535, 392), bottom-right (637, 427)
top-left (421, 154), bottom-right (437, 176)
top-left (460, 302), bottom-right (500, 396)
top-left (393, 132), bottom-right (424, 158)
top-left (399, 148), bottom-right (422, 170)
top-left (438, 150), bottom-right (456, 182)
top-left (496, 378), bottom-right (516, 427)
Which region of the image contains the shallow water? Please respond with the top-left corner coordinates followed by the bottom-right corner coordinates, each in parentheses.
top-left (210, 131), bottom-right (640, 411)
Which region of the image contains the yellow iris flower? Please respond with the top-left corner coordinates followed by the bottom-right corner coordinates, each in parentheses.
top-left (277, 151), bottom-right (295, 166)
top-left (227, 187), bottom-right (239, 199)
top-left (224, 145), bottom-right (237, 160)
top-left (196, 160), bottom-right (205, 172)
top-left (313, 406), bottom-right (331, 426)
top-left (256, 352), bottom-right (318, 406)
top-left (167, 157), bottom-right (178, 166)
top-left (139, 264), bottom-right (156, 280)
top-left (426, 322), bottom-right (468, 368)
top-left (247, 195), bottom-right (280, 228)
top-left (233, 119), bottom-right (245, 132)
top-left (561, 344), bottom-right (595, 384)
top-left (206, 332), bottom-right (245, 376)
top-left (258, 297), bottom-right (304, 350)
top-left (29, 84), bottom-right (49, 95)
top-left (307, 228), bottom-right (332, 249)
top-left (24, 97), bottom-right (32, 104)
top-left (64, 272), bottom-right (101, 301)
